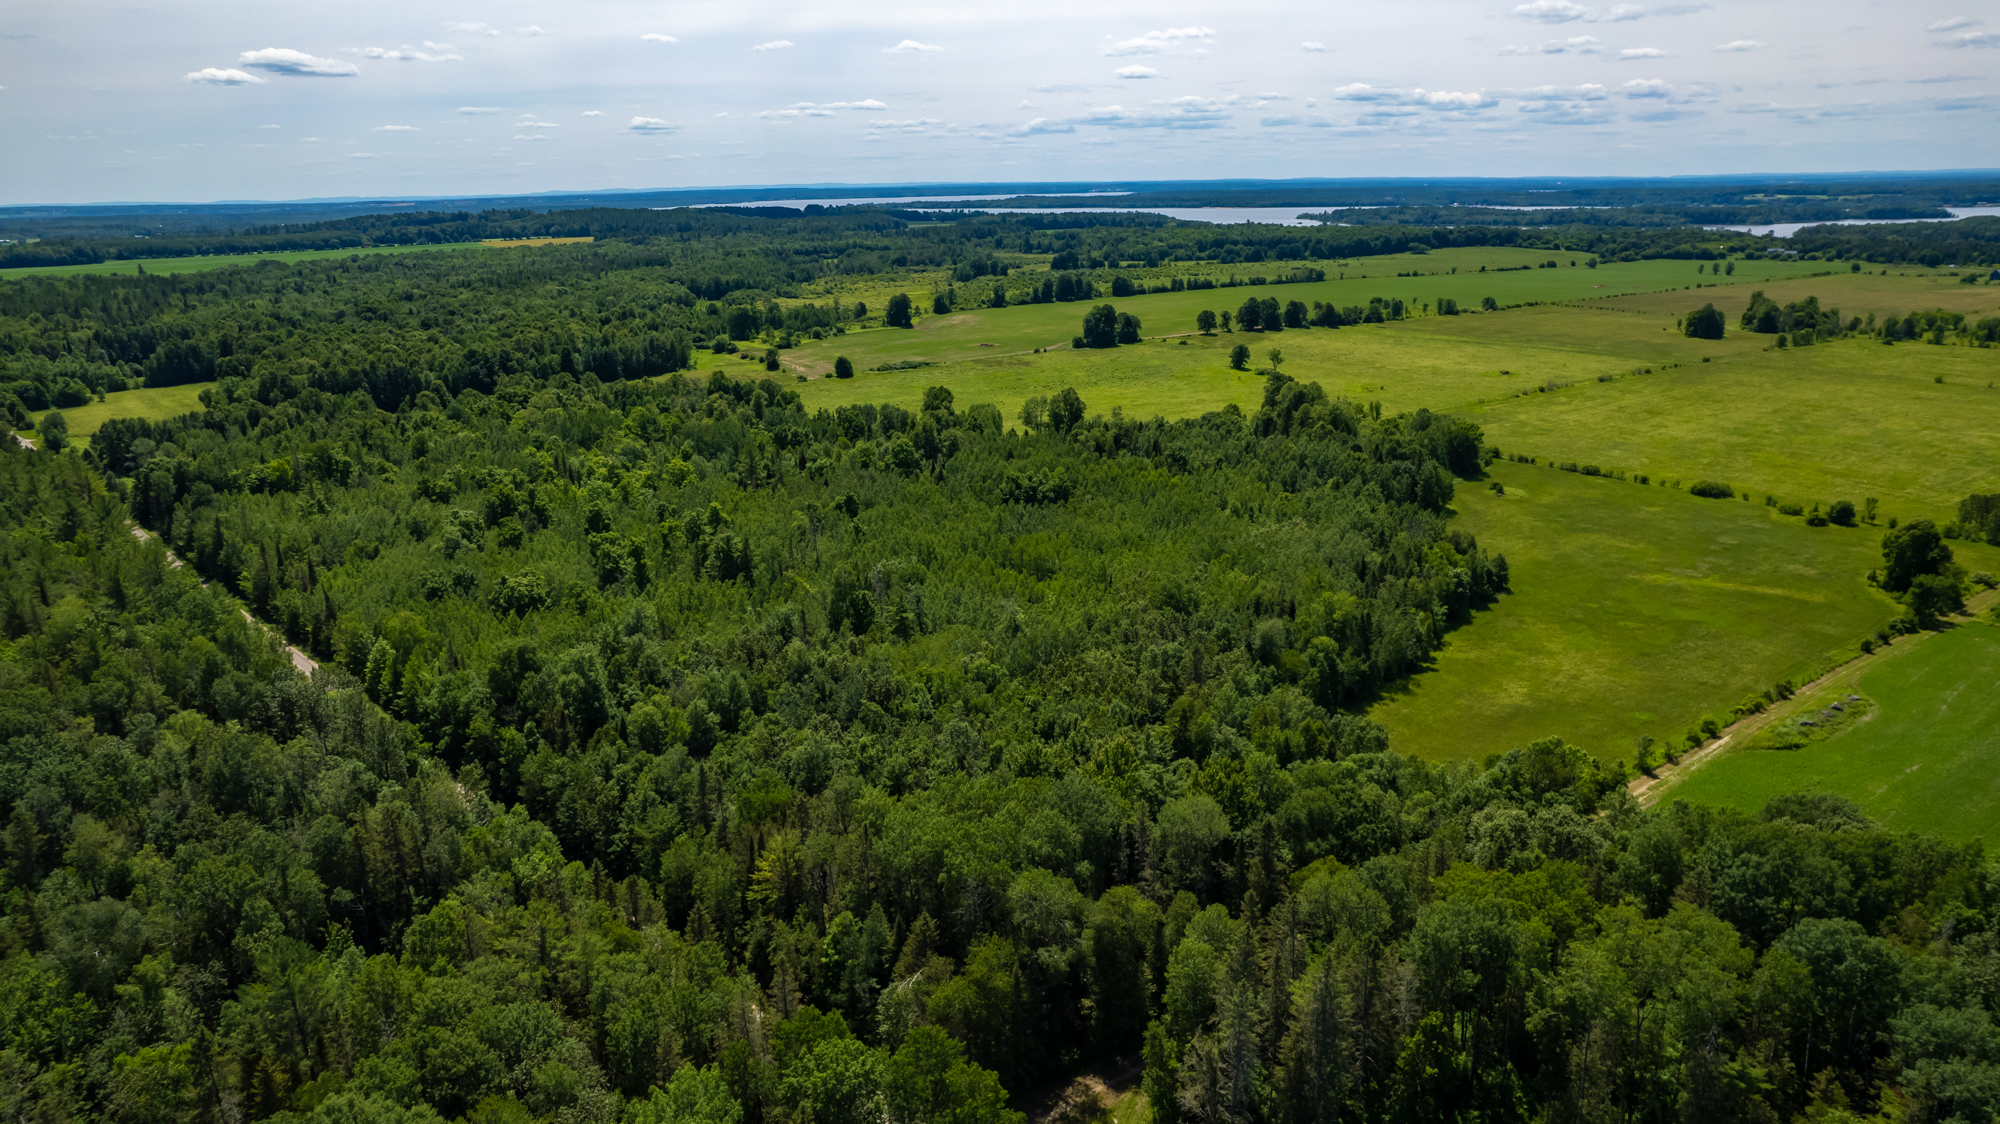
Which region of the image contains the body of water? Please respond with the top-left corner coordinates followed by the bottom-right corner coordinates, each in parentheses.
top-left (671, 192), bottom-right (1131, 211)
top-left (910, 206), bottom-right (1356, 226)
top-left (1706, 206), bottom-right (2000, 239)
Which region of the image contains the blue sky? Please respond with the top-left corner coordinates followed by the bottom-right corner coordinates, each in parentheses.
top-left (2, 0), bottom-right (1995, 203)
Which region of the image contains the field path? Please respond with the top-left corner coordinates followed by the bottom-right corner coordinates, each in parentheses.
top-left (127, 519), bottom-right (320, 676)
top-left (1633, 583), bottom-right (2000, 804)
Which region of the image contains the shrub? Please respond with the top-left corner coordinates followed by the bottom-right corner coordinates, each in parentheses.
top-left (1827, 500), bottom-right (1856, 526)
top-left (1689, 481), bottom-right (1734, 499)
top-left (1684, 303), bottom-right (1726, 340)
top-left (833, 356), bottom-right (854, 379)
top-left (1779, 502), bottom-right (1804, 516)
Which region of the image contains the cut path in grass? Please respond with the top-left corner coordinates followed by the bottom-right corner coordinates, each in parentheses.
top-left (1369, 459), bottom-right (1907, 763)
top-left (1662, 603), bottom-right (2000, 842)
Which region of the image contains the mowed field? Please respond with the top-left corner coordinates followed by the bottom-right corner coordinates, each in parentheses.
top-left (1667, 618), bottom-right (2000, 841)
top-left (1369, 459), bottom-right (1913, 763)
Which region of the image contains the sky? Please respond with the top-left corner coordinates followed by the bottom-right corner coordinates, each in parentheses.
top-left (2, 0), bottom-right (1996, 204)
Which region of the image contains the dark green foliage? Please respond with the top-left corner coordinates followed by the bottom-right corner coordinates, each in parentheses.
top-left (885, 293), bottom-right (913, 328)
top-left (1960, 493), bottom-right (2000, 545)
top-left (1082, 304), bottom-right (1120, 348)
top-left (1689, 481), bottom-right (1735, 499)
top-left (1880, 519), bottom-right (1952, 592)
top-left (833, 356), bottom-right (854, 379)
top-left (1228, 343), bottom-right (1250, 370)
top-left (1684, 302), bottom-right (1726, 339)
top-left (2, 217), bottom-right (1994, 1124)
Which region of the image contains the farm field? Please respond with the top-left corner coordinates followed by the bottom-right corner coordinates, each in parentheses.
top-left (1667, 617), bottom-right (2000, 841)
top-left (1367, 459), bottom-right (1912, 763)
top-left (0, 240), bottom-right (490, 279)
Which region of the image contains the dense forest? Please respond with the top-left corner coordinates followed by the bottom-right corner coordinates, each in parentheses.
top-left (0, 202), bottom-right (1874, 273)
top-left (4, 209), bottom-right (2000, 1124)
top-left (3, 326), bottom-right (2000, 1121)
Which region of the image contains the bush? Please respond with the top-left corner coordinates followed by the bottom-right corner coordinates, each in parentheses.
top-left (1779, 502), bottom-right (1804, 516)
top-left (1684, 303), bottom-right (1726, 340)
top-left (833, 356), bottom-right (854, 379)
top-left (1689, 481), bottom-right (1734, 499)
top-left (1828, 500), bottom-right (1856, 526)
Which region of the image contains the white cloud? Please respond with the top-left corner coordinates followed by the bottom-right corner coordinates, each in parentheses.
top-left (457, 106), bottom-right (500, 114)
top-left (374, 124), bottom-right (420, 131)
top-left (516, 25), bottom-right (544, 36)
top-left (1512, 1), bottom-right (1589, 24)
top-left (1942, 29), bottom-right (2000, 47)
top-left (581, 110), bottom-right (603, 116)
top-left (186, 67), bottom-right (266, 85)
top-left (1715, 39), bottom-right (1765, 51)
top-left (1103, 27), bottom-right (1214, 56)
top-left (239, 48), bottom-right (359, 77)
top-left (1622, 78), bottom-right (1671, 96)
top-left (1301, 41), bottom-right (1326, 52)
top-left (641, 33), bottom-right (678, 43)
top-left (751, 40), bottom-right (794, 51)
top-left (260, 123), bottom-right (280, 128)
top-left (1926, 17), bottom-right (1979, 32)
top-left (883, 39), bottom-right (941, 53)
top-left (1503, 34), bottom-right (1603, 54)
top-left (516, 120), bottom-right (558, 128)
top-left (358, 43), bottom-right (462, 62)
top-left (1115, 65), bottom-right (1159, 78)
top-left (1606, 3), bottom-right (1709, 18)
top-left (1014, 95), bottom-right (1231, 134)
top-left (1617, 47), bottom-right (1668, 59)
top-left (1332, 84), bottom-right (1489, 110)
top-left (628, 116), bottom-right (674, 132)
top-left (446, 22), bottom-right (498, 36)
top-left (759, 99), bottom-right (889, 119)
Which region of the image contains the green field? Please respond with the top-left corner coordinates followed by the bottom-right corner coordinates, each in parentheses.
top-left (0, 240), bottom-right (489, 279)
top-left (1369, 459), bottom-right (1910, 762)
top-left (27, 382), bottom-right (213, 442)
top-left (781, 262), bottom-right (1999, 522)
top-left (1667, 619), bottom-right (2000, 841)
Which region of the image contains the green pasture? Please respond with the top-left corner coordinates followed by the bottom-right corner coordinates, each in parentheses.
top-left (1592, 267), bottom-right (1996, 322)
top-left (30, 382), bottom-right (212, 441)
top-left (1368, 460), bottom-right (1910, 763)
top-left (1668, 619), bottom-right (2000, 842)
top-left (785, 250), bottom-right (1842, 384)
top-left (1464, 327), bottom-right (2000, 523)
top-left (780, 266), bottom-right (1998, 522)
top-left (0, 241), bottom-right (489, 279)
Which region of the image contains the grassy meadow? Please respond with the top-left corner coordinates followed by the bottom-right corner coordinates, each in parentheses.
top-left (784, 261), bottom-right (1999, 521)
top-left (1368, 459), bottom-right (1909, 763)
top-left (1666, 617), bottom-right (2000, 841)
top-left (28, 382), bottom-right (213, 442)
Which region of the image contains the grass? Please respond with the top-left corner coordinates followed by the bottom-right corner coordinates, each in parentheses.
top-left (1666, 616), bottom-right (2000, 842)
top-left (28, 382), bottom-right (213, 441)
top-left (0, 241), bottom-right (492, 279)
top-left (1368, 459), bottom-right (1911, 763)
top-left (765, 264), bottom-right (1997, 522)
